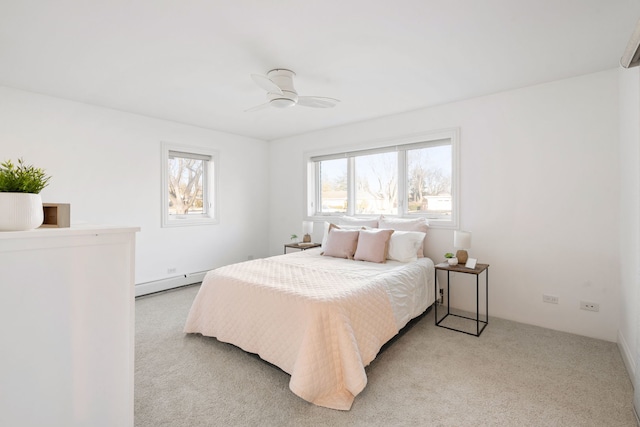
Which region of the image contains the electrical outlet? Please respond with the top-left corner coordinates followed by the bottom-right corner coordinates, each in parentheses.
top-left (167, 267), bottom-right (177, 274)
top-left (580, 301), bottom-right (599, 312)
top-left (543, 294), bottom-right (558, 304)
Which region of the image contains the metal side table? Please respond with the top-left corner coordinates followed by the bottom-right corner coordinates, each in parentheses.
top-left (435, 262), bottom-right (489, 337)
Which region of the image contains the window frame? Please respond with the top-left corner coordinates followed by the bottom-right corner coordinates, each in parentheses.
top-left (304, 128), bottom-right (460, 229)
top-left (161, 142), bottom-right (219, 228)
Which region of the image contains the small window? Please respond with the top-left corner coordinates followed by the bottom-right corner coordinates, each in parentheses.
top-left (161, 143), bottom-right (218, 227)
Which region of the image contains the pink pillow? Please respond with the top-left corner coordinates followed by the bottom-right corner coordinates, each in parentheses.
top-left (321, 222), bottom-right (364, 249)
top-left (354, 229), bottom-right (394, 263)
top-left (322, 228), bottom-right (360, 259)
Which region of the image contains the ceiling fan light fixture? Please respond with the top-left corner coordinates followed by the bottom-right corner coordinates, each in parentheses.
top-left (270, 98), bottom-right (296, 108)
top-left (267, 89), bottom-right (298, 108)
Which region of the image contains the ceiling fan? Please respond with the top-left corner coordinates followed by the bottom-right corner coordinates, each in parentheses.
top-left (245, 69), bottom-right (340, 112)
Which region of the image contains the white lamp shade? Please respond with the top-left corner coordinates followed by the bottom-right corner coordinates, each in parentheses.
top-left (302, 221), bottom-right (314, 235)
top-left (454, 230), bottom-right (471, 249)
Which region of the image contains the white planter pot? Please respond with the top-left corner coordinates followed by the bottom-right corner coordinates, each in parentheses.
top-left (0, 193), bottom-right (44, 231)
top-left (447, 257), bottom-right (458, 266)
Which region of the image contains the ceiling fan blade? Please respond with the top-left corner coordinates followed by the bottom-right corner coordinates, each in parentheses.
top-left (244, 102), bottom-right (271, 113)
top-left (250, 74), bottom-right (283, 95)
top-left (297, 96), bottom-right (340, 108)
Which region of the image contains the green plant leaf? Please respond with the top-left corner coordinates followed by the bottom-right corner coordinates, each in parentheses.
top-left (0, 158), bottom-right (51, 194)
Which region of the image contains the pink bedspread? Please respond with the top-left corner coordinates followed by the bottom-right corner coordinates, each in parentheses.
top-left (184, 250), bottom-right (431, 410)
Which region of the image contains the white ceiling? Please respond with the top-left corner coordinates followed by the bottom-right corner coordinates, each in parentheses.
top-left (1, 0), bottom-right (639, 141)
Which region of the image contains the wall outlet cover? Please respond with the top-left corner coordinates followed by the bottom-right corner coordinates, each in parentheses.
top-left (580, 301), bottom-right (599, 312)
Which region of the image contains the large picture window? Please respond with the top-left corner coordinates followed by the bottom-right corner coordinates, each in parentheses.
top-left (307, 129), bottom-right (459, 227)
top-left (161, 142), bottom-right (218, 227)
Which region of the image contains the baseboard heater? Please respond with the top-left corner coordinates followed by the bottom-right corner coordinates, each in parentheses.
top-left (135, 271), bottom-right (208, 297)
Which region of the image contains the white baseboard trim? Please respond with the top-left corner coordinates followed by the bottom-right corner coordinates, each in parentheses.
top-left (135, 271), bottom-right (207, 297)
top-left (618, 329), bottom-right (636, 389)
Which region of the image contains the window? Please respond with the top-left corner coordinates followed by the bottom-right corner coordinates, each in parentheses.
top-left (406, 143), bottom-right (452, 219)
top-left (355, 151), bottom-right (398, 215)
top-left (318, 158), bottom-right (347, 213)
top-left (307, 129), bottom-right (459, 227)
top-left (161, 143), bottom-right (218, 227)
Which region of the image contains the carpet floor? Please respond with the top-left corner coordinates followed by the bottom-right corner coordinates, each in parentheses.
top-left (135, 284), bottom-right (636, 426)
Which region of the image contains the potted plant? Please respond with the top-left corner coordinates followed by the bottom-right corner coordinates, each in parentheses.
top-left (0, 158), bottom-right (51, 231)
top-left (444, 252), bottom-right (458, 266)
top-left (290, 234), bottom-right (299, 243)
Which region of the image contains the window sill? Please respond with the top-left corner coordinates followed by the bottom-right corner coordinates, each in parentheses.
top-left (305, 214), bottom-right (457, 229)
top-left (162, 216), bottom-right (219, 228)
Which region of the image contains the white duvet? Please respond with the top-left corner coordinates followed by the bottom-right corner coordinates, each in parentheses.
top-left (184, 248), bottom-right (435, 410)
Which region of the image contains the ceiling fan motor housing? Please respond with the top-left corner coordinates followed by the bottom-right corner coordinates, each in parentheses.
top-left (267, 69), bottom-right (298, 108)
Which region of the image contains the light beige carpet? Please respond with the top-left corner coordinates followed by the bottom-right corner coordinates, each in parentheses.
top-left (135, 284), bottom-right (636, 426)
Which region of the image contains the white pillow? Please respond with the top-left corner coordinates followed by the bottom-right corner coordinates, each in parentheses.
top-left (378, 217), bottom-right (429, 257)
top-left (387, 231), bottom-right (427, 263)
top-left (339, 216), bottom-right (379, 228)
top-left (378, 216), bottom-right (429, 258)
top-left (378, 216), bottom-right (429, 230)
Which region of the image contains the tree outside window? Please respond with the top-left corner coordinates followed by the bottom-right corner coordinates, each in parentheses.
top-left (162, 143), bottom-right (218, 227)
top-left (355, 152), bottom-right (397, 215)
top-left (168, 154), bottom-right (204, 215)
top-left (406, 145), bottom-right (451, 216)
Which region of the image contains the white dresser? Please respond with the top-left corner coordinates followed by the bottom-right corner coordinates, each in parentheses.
top-left (0, 226), bottom-right (139, 427)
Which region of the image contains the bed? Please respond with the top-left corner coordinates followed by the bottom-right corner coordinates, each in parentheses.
top-left (184, 224), bottom-right (435, 410)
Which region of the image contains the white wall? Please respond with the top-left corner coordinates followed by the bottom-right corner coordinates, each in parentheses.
top-left (269, 70), bottom-right (621, 341)
top-left (618, 67), bottom-right (640, 390)
top-left (1, 69), bottom-right (625, 342)
top-left (0, 86), bottom-right (270, 286)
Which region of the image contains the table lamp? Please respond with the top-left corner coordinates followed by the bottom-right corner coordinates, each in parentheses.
top-left (302, 221), bottom-right (313, 243)
top-left (454, 230), bottom-right (471, 264)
